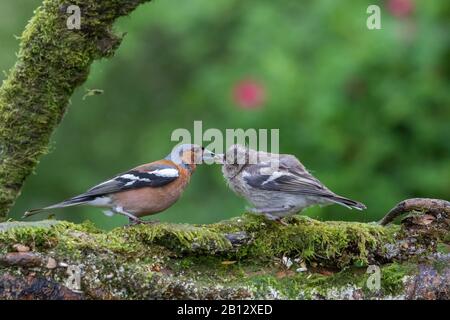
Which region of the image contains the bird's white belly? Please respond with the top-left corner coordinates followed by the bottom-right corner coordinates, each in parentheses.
top-left (88, 196), bottom-right (112, 207)
top-left (248, 189), bottom-right (327, 215)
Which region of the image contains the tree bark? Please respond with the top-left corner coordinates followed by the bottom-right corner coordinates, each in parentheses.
top-left (0, 199), bottom-right (448, 299)
top-left (0, 0), bottom-right (151, 217)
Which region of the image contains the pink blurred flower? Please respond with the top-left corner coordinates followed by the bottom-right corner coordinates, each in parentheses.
top-left (387, 0), bottom-right (414, 18)
top-left (233, 78), bottom-right (266, 109)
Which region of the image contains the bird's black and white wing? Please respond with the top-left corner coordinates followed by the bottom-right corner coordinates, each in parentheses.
top-left (243, 155), bottom-right (366, 210)
top-left (23, 163), bottom-right (180, 217)
top-left (82, 163), bottom-right (180, 197)
top-left (243, 156), bottom-right (332, 197)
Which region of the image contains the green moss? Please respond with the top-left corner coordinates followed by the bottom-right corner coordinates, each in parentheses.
top-left (111, 223), bottom-right (232, 254)
top-left (0, 215), bottom-right (399, 267)
top-left (0, 224), bottom-right (59, 253)
top-left (380, 262), bottom-right (414, 295)
top-left (0, 215), bottom-right (443, 299)
top-left (436, 243), bottom-right (450, 254)
top-left (78, 214), bottom-right (398, 269)
top-left (209, 214), bottom-right (397, 267)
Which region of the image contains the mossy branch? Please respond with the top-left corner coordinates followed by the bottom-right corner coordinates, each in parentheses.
top-left (0, 200), bottom-right (448, 299)
top-left (0, 0), bottom-right (151, 217)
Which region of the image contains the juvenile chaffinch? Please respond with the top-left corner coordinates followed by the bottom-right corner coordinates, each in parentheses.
top-left (218, 144), bottom-right (366, 223)
top-left (24, 144), bottom-right (215, 224)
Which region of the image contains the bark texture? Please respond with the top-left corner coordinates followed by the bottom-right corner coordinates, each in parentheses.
top-left (0, 199), bottom-right (448, 300)
top-left (0, 0), bottom-right (151, 217)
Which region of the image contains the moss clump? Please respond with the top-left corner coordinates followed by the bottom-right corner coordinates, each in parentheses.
top-left (111, 223), bottom-right (233, 254)
top-left (379, 262), bottom-right (415, 295)
top-left (208, 214), bottom-right (398, 267)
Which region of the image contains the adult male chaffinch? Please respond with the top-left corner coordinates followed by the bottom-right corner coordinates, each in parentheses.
top-left (24, 144), bottom-right (215, 224)
top-left (217, 144), bottom-right (366, 224)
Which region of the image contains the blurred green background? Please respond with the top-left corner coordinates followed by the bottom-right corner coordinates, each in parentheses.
top-left (1, 0), bottom-right (449, 229)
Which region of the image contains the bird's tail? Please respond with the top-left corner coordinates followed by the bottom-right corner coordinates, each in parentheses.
top-left (23, 195), bottom-right (92, 218)
top-left (327, 195), bottom-right (367, 211)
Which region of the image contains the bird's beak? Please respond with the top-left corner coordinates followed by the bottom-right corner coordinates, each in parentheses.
top-left (213, 153), bottom-right (225, 164)
top-left (201, 149), bottom-right (218, 164)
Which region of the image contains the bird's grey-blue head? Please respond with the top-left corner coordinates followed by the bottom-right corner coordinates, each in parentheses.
top-left (166, 144), bottom-right (215, 166)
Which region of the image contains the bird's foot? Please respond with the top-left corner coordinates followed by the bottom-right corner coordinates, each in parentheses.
top-left (113, 207), bottom-right (158, 226)
top-left (264, 214), bottom-right (289, 226)
top-left (127, 218), bottom-right (159, 226)
top-left (276, 218), bottom-right (289, 226)
top-left (246, 207), bottom-right (293, 226)
top-left (141, 219), bottom-right (159, 225)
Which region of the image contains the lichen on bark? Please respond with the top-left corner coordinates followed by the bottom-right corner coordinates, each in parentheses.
top-left (0, 0), bottom-right (151, 217)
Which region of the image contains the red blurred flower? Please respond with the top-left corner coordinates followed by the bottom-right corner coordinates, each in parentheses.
top-left (387, 0), bottom-right (414, 18)
top-left (233, 78), bottom-right (266, 109)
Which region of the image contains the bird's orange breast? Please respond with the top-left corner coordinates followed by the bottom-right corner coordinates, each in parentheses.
top-left (110, 164), bottom-right (191, 217)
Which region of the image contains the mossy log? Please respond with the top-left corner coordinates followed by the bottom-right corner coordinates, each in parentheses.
top-left (0, 199), bottom-right (448, 300)
top-left (0, 0), bottom-right (151, 217)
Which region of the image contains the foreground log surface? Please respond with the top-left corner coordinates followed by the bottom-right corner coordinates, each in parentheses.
top-left (0, 199), bottom-right (448, 300)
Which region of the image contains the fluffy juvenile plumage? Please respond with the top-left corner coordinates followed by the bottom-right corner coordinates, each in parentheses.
top-left (219, 144), bottom-right (366, 223)
top-left (24, 144), bottom-right (215, 224)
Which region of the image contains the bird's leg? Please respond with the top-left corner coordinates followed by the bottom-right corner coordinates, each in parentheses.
top-left (127, 218), bottom-right (159, 225)
top-left (114, 206), bottom-right (146, 225)
top-left (246, 206), bottom-right (294, 226)
top-left (264, 213), bottom-right (289, 226)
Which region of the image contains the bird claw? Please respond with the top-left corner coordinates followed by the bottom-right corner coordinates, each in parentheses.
top-left (126, 218), bottom-right (159, 227)
top-left (274, 218), bottom-right (289, 226)
top-left (264, 214), bottom-right (289, 226)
